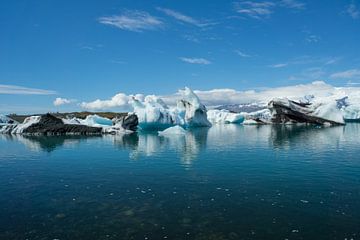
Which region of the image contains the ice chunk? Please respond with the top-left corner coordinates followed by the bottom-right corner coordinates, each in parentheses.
top-left (79, 114), bottom-right (113, 127)
top-left (11, 116), bottom-right (41, 134)
top-left (207, 109), bottom-right (244, 124)
top-left (158, 126), bottom-right (187, 136)
top-left (0, 115), bottom-right (13, 124)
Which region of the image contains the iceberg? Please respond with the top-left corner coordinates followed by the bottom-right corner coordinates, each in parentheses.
top-left (269, 97), bottom-right (345, 125)
top-left (158, 126), bottom-right (187, 136)
top-left (0, 115), bottom-right (16, 124)
top-left (132, 95), bottom-right (181, 130)
top-left (207, 109), bottom-right (244, 124)
top-left (177, 87), bottom-right (212, 127)
top-left (131, 87), bottom-right (211, 130)
top-left (241, 109), bottom-right (272, 124)
top-left (79, 114), bottom-right (113, 127)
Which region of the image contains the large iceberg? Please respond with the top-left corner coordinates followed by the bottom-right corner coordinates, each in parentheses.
top-left (132, 87), bottom-right (211, 130)
top-left (269, 97), bottom-right (345, 125)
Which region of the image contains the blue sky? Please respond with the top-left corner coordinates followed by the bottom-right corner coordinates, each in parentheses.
top-left (1, 0), bottom-right (360, 113)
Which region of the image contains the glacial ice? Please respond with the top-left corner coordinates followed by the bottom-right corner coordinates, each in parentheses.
top-left (158, 126), bottom-right (187, 136)
top-left (79, 115), bottom-right (113, 127)
top-left (63, 114), bottom-right (134, 134)
top-left (207, 109), bottom-right (244, 124)
top-left (11, 116), bottom-right (41, 134)
top-left (131, 87), bottom-right (211, 130)
top-left (0, 115), bottom-right (13, 124)
top-left (269, 97), bottom-right (345, 125)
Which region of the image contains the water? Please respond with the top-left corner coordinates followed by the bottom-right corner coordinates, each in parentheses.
top-left (0, 124), bottom-right (360, 240)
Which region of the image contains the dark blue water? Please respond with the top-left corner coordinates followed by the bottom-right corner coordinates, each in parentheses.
top-left (1, 124), bottom-right (360, 240)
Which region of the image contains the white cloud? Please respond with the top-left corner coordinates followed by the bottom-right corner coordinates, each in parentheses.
top-left (79, 82), bottom-right (360, 110)
top-left (235, 50), bottom-right (251, 57)
top-left (269, 63), bottom-right (288, 68)
top-left (53, 98), bottom-right (75, 106)
top-left (161, 81), bottom-right (359, 106)
top-left (80, 93), bottom-right (144, 110)
top-left (0, 84), bottom-right (56, 95)
top-left (280, 0), bottom-right (305, 9)
top-left (330, 69), bottom-right (360, 79)
top-left (179, 57), bottom-right (212, 65)
top-left (98, 10), bottom-right (163, 32)
top-left (347, 2), bottom-right (360, 19)
top-left (156, 7), bottom-right (212, 27)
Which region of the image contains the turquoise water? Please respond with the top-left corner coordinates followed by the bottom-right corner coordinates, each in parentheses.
top-left (0, 124), bottom-right (360, 240)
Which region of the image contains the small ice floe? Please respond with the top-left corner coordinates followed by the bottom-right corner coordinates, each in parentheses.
top-left (158, 125), bottom-right (186, 136)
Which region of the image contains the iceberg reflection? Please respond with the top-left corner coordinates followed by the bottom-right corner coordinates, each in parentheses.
top-left (2, 124), bottom-right (360, 159)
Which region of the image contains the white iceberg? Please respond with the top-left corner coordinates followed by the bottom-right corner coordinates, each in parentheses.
top-left (79, 114), bottom-right (113, 127)
top-left (207, 109), bottom-right (244, 124)
top-left (158, 126), bottom-right (187, 136)
top-left (132, 87), bottom-right (211, 130)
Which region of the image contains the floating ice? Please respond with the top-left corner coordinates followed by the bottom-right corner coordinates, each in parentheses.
top-left (79, 115), bottom-right (113, 127)
top-left (11, 116), bottom-right (41, 134)
top-left (177, 87), bottom-right (212, 127)
top-left (269, 97), bottom-right (345, 125)
top-left (207, 109), bottom-right (244, 124)
top-left (158, 126), bottom-right (187, 136)
top-left (131, 87), bottom-right (211, 130)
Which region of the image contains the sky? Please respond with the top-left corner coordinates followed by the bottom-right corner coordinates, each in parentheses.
top-left (1, 0), bottom-right (360, 114)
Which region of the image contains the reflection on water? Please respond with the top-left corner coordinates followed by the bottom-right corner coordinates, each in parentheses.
top-left (3, 124), bottom-right (360, 158)
top-left (1, 125), bottom-right (360, 240)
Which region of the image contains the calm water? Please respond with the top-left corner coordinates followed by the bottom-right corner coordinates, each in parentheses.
top-left (0, 124), bottom-right (360, 240)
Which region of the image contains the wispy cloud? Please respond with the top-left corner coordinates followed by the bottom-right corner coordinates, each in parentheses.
top-left (233, 0), bottom-right (305, 19)
top-left (183, 35), bottom-right (200, 43)
top-left (0, 84), bottom-right (56, 95)
top-left (305, 35), bottom-right (321, 43)
top-left (98, 10), bottom-right (163, 32)
top-left (330, 69), bottom-right (360, 79)
top-left (235, 50), bottom-right (252, 57)
top-left (270, 63), bottom-right (288, 68)
top-left (179, 57), bottom-right (212, 65)
top-left (156, 7), bottom-right (213, 27)
top-left (347, 2), bottom-right (360, 19)
top-left (234, 1), bottom-right (275, 19)
top-left (53, 98), bottom-right (76, 106)
top-left (279, 0), bottom-right (306, 10)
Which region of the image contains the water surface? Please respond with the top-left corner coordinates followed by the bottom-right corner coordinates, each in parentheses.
top-left (0, 124), bottom-right (360, 240)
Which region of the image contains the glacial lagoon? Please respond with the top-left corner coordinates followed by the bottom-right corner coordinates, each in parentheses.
top-left (1, 124), bottom-right (360, 240)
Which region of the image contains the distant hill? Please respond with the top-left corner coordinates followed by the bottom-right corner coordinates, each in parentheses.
top-left (7, 112), bottom-right (127, 123)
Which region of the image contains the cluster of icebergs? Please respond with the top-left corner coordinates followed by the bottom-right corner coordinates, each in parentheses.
top-left (1, 86), bottom-right (360, 136)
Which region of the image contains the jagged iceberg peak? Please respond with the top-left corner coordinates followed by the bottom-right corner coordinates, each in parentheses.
top-left (131, 87), bottom-right (211, 130)
top-left (177, 87), bottom-right (212, 127)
